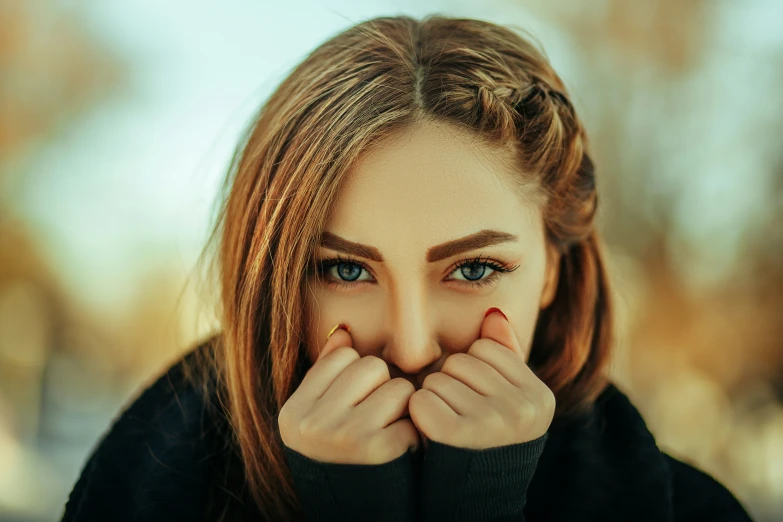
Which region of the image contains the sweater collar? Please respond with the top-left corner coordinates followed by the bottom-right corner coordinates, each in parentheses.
top-left (525, 383), bottom-right (674, 521)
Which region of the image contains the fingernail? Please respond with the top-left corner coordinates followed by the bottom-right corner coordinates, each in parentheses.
top-left (484, 307), bottom-right (508, 321)
top-left (326, 322), bottom-right (350, 343)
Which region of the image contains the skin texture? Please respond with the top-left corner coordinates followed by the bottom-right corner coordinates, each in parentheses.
top-left (286, 118), bottom-right (561, 456)
top-left (304, 118), bottom-right (560, 383)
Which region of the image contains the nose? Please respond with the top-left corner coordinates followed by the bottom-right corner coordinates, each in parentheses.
top-left (381, 292), bottom-right (442, 387)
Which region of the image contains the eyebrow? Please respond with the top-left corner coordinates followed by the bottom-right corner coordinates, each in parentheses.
top-left (319, 229), bottom-right (519, 263)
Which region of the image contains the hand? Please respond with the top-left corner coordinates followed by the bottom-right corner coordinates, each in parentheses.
top-left (408, 308), bottom-right (555, 450)
top-left (278, 325), bottom-right (421, 465)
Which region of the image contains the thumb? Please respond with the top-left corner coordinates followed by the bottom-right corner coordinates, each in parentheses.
top-left (480, 308), bottom-right (523, 357)
top-left (318, 323), bottom-right (353, 361)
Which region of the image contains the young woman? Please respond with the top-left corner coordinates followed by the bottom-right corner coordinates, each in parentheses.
top-left (61, 14), bottom-right (754, 522)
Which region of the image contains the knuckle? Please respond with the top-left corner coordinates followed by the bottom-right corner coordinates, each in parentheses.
top-left (466, 340), bottom-right (486, 357)
top-left (278, 403), bottom-right (294, 430)
top-left (277, 409), bottom-right (293, 442)
top-left (407, 388), bottom-right (424, 411)
top-left (513, 399), bottom-right (538, 430)
top-left (298, 415), bottom-right (319, 439)
top-left (441, 354), bottom-right (465, 373)
top-left (519, 398), bottom-right (537, 418)
top-left (334, 346), bottom-right (360, 360)
top-left (331, 422), bottom-right (356, 447)
top-left (467, 339), bottom-right (493, 355)
top-left (362, 355), bottom-right (390, 377)
top-left (482, 404), bottom-right (505, 427)
top-left (540, 387), bottom-right (556, 413)
top-left (421, 372), bottom-right (444, 389)
top-left (299, 412), bottom-right (337, 443)
top-left (391, 377), bottom-right (416, 395)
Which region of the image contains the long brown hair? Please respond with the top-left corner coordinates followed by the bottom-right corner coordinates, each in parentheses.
top-left (185, 14), bottom-right (613, 521)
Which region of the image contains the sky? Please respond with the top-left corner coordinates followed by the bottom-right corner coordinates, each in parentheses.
top-left (8, 0), bottom-right (783, 312)
top-left (8, 0), bottom-right (558, 313)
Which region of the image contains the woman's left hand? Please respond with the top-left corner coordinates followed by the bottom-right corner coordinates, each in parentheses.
top-left (408, 308), bottom-right (556, 450)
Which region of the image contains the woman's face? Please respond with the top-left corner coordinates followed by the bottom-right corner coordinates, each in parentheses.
top-left (304, 119), bottom-right (560, 389)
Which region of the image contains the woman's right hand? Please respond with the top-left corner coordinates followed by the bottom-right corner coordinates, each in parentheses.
top-left (278, 325), bottom-right (421, 465)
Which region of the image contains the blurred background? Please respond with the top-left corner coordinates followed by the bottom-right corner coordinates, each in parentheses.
top-left (1, 0), bottom-right (782, 520)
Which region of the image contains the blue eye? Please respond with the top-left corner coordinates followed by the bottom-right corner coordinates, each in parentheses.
top-left (313, 254), bottom-right (519, 290)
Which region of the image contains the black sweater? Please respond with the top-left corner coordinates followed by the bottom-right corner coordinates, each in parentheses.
top-left (60, 342), bottom-right (754, 522)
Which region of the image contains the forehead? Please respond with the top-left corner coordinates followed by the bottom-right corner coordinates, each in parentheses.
top-left (325, 120), bottom-right (543, 253)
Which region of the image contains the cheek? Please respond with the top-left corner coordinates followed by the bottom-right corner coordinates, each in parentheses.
top-left (489, 272), bottom-right (548, 361)
top-left (303, 287), bottom-right (364, 364)
top-left (512, 309), bottom-right (541, 363)
top-left (501, 284), bottom-right (545, 362)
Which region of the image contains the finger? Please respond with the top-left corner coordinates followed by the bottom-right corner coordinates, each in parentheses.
top-left (408, 389), bottom-right (459, 443)
top-left (354, 377), bottom-right (415, 427)
top-left (439, 351), bottom-right (510, 396)
top-left (467, 340), bottom-right (539, 391)
top-left (319, 323), bottom-right (353, 361)
top-left (317, 355), bottom-right (390, 409)
top-left (382, 417), bottom-right (421, 455)
top-left (296, 325), bottom-right (357, 405)
top-left (481, 307), bottom-right (522, 358)
top-left (419, 371), bottom-right (484, 416)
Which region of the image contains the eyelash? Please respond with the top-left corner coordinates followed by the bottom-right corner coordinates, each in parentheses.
top-left (312, 254), bottom-right (520, 290)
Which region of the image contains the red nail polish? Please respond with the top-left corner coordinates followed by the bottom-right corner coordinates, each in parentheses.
top-left (484, 307), bottom-right (508, 321)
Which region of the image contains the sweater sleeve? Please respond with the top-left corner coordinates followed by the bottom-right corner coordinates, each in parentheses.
top-left (418, 433), bottom-right (548, 522)
top-left (282, 445), bottom-right (418, 522)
